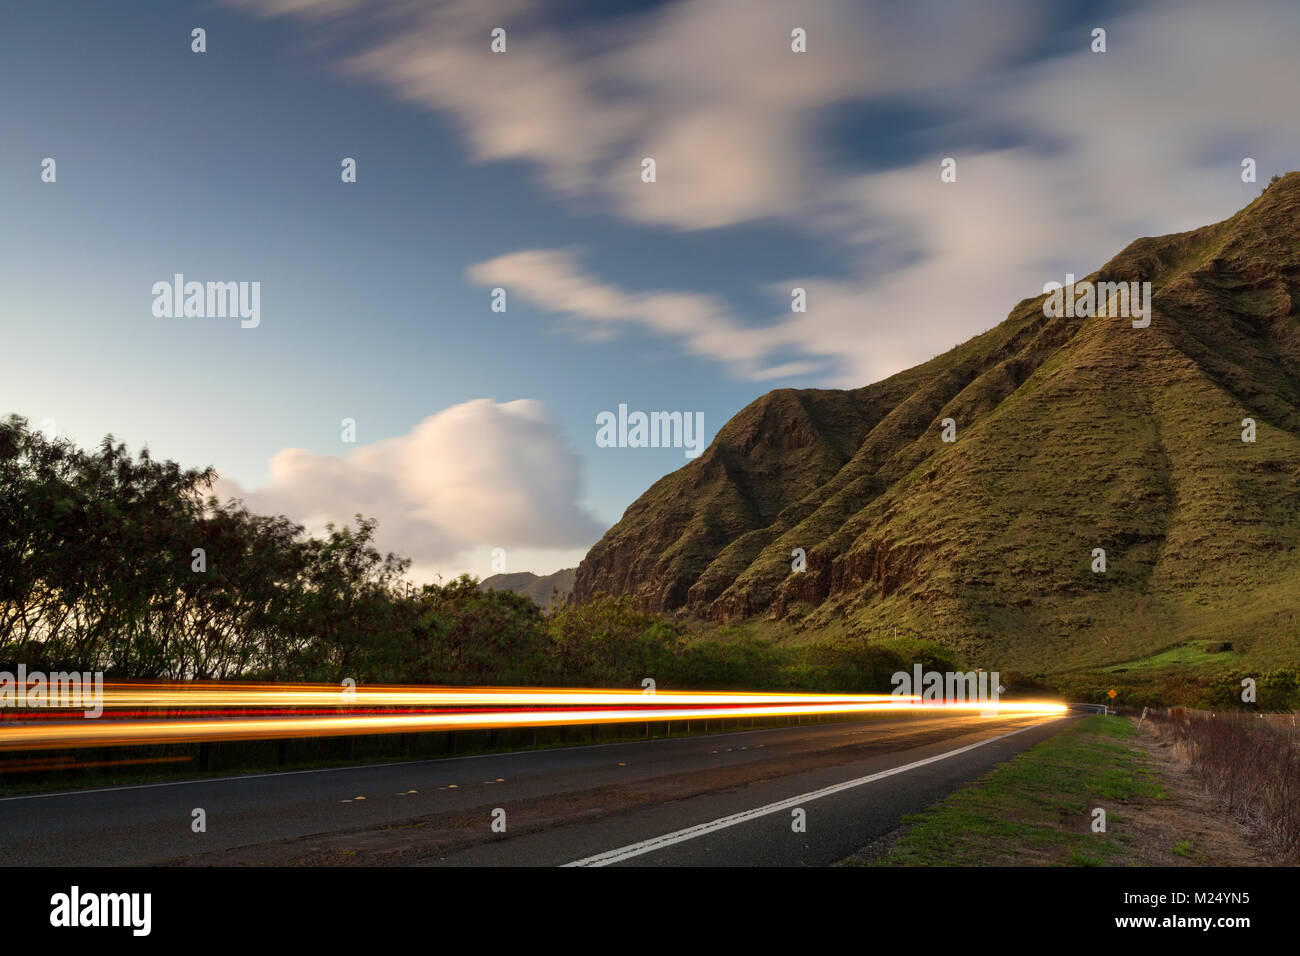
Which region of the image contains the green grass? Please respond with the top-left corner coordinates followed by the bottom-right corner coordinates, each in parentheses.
top-left (1100, 641), bottom-right (1239, 673)
top-left (870, 716), bottom-right (1165, 866)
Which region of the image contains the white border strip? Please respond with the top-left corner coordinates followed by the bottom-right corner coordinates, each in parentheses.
top-left (563, 718), bottom-right (1064, 866)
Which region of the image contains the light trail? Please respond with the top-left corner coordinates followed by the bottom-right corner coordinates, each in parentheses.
top-left (0, 681), bottom-right (1068, 752)
top-left (89, 684), bottom-right (909, 708)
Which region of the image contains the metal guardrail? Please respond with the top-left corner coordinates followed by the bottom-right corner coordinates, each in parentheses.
top-left (1067, 702), bottom-right (1111, 715)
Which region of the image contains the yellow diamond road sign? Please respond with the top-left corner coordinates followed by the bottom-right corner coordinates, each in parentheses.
top-left (1107, 689), bottom-right (1117, 699)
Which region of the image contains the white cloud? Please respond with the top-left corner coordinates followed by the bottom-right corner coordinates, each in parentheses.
top-left (466, 249), bottom-right (804, 378)
top-left (214, 399), bottom-right (604, 574)
top-left (229, 0), bottom-right (1300, 387)
top-left (226, 0), bottom-right (1033, 229)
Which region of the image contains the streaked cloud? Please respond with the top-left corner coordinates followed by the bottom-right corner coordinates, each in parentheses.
top-left (228, 0), bottom-right (1300, 388)
top-left (466, 248), bottom-right (811, 378)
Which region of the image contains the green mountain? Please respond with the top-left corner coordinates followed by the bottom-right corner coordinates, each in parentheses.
top-left (480, 568), bottom-right (576, 607)
top-left (574, 175), bottom-right (1300, 673)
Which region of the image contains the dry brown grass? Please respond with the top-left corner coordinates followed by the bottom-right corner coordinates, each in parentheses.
top-left (1144, 708), bottom-right (1300, 861)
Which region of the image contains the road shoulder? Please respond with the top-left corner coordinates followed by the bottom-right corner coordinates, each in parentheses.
top-left (842, 715), bottom-right (1264, 866)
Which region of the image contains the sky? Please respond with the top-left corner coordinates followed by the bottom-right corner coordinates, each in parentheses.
top-left (1, 0), bottom-right (1296, 581)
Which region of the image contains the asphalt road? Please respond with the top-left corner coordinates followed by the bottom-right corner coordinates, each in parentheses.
top-left (0, 711), bottom-right (1074, 866)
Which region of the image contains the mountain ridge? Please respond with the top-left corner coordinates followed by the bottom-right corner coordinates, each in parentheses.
top-left (574, 175), bottom-right (1300, 672)
top-left (480, 568), bottom-right (576, 607)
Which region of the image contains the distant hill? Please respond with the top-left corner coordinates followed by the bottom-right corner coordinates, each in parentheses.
top-left (480, 568), bottom-right (576, 607)
top-left (574, 175), bottom-right (1300, 673)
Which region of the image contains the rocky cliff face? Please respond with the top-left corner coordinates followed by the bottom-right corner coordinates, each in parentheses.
top-left (574, 176), bottom-right (1300, 670)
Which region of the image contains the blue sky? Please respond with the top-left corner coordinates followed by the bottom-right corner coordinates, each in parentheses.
top-left (1, 0), bottom-right (1295, 579)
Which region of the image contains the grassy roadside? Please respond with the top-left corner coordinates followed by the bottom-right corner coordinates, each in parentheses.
top-left (859, 715), bottom-right (1168, 865)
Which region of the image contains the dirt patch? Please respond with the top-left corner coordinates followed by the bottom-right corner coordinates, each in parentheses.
top-left (835, 826), bottom-right (908, 866)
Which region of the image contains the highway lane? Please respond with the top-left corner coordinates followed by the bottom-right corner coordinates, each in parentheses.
top-left (0, 711), bottom-right (1073, 866)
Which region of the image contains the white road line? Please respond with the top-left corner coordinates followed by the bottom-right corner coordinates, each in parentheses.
top-left (563, 717), bottom-right (1066, 867)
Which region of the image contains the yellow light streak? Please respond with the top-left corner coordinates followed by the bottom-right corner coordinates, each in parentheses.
top-left (85, 684), bottom-right (907, 708)
top-left (0, 683), bottom-right (1068, 752)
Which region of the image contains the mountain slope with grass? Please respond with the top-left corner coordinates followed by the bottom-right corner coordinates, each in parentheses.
top-left (479, 568), bottom-right (575, 607)
top-left (575, 175), bottom-right (1300, 673)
